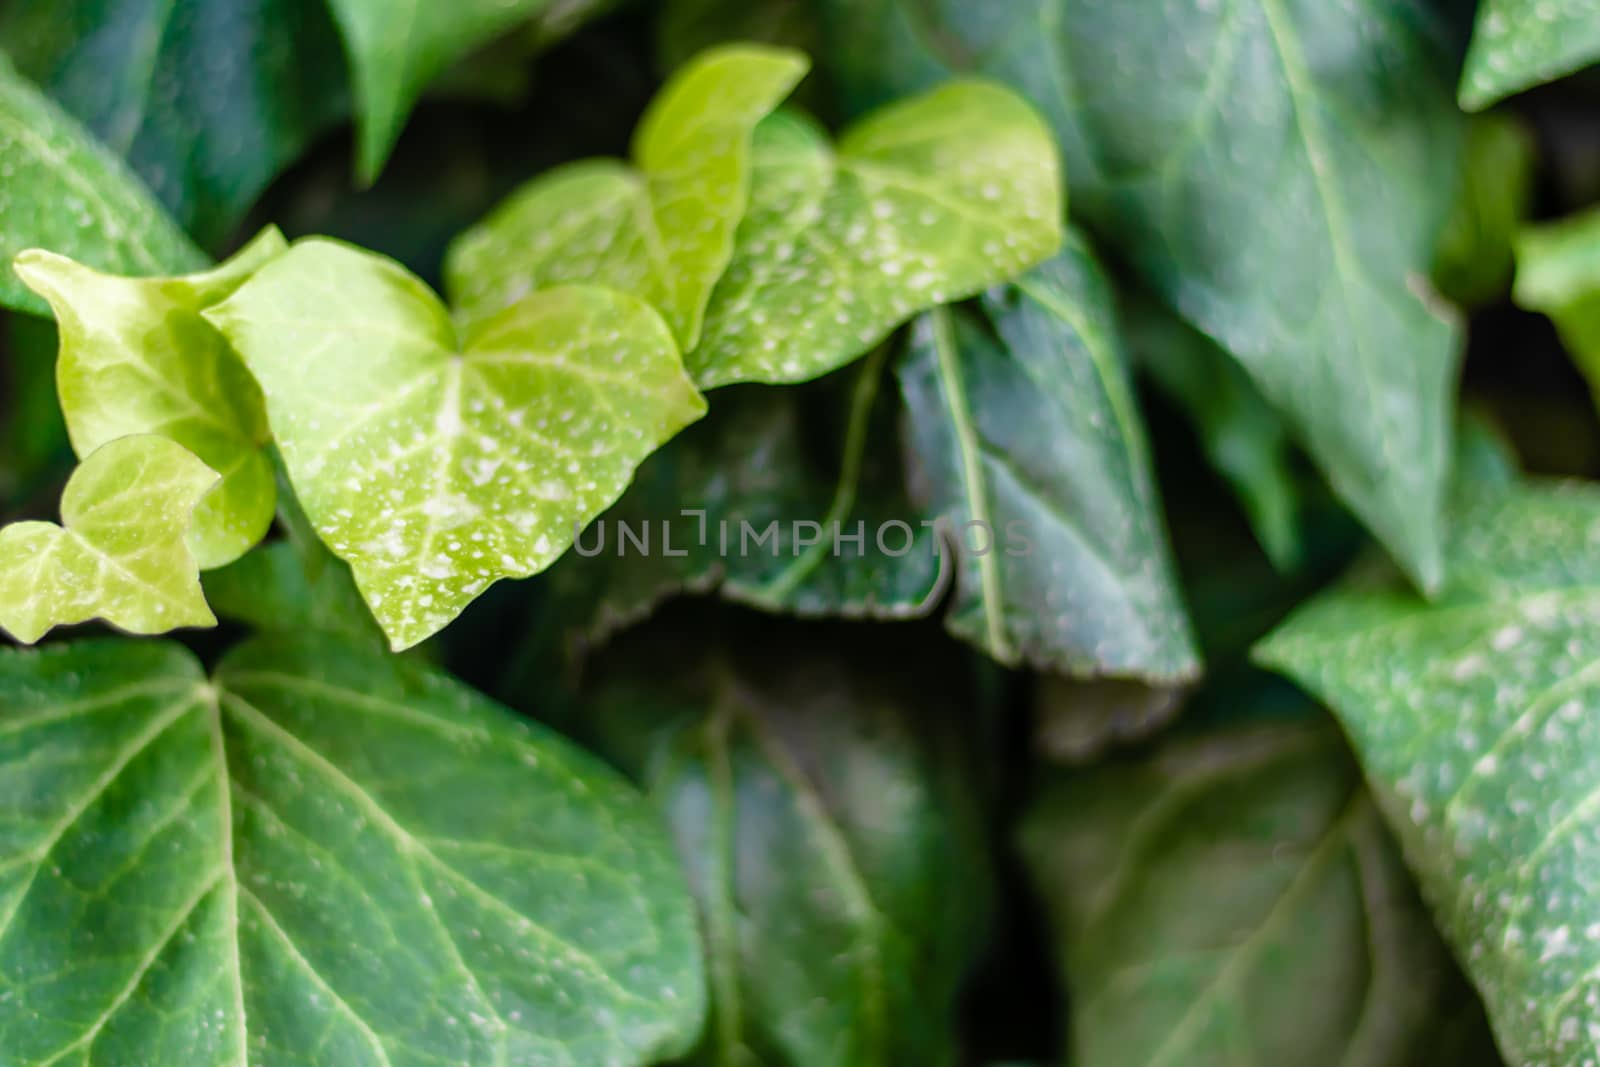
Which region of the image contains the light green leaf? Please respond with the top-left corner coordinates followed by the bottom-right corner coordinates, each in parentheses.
top-left (1022, 691), bottom-right (1494, 1067)
top-left (446, 44), bottom-right (808, 346)
top-left (1257, 478), bottom-right (1600, 1067)
top-left (579, 612), bottom-right (990, 1067)
top-left (824, 0), bottom-right (1463, 590)
top-left (205, 237), bottom-right (706, 651)
top-left (544, 347), bottom-right (942, 651)
top-left (1461, 0), bottom-right (1600, 110)
top-left (324, 0), bottom-right (611, 183)
top-left (0, 632), bottom-right (706, 1065)
top-left (898, 237), bottom-right (1198, 681)
top-left (0, 53), bottom-right (204, 317)
top-left (690, 83), bottom-right (1063, 389)
top-left (14, 228), bottom-right (287, 569)
top-left (1124, 292), bottom-right (1302, 571)
top-left (0, 434), bottom-right (217, 643)
top-left (1435, 114), bottom-right (1539, 309)
top-left (1515, 207), bottom-right (1600, 404)
top-left (0, 0), bottom-right (350, 245)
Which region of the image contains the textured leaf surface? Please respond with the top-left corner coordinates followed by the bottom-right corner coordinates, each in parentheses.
top-left (580, 613), bottom-right (990, 1067)
top-left (1461, 0), bottom-right (1600, 109)
top-left (0, 54), bottom-right (204, 317)
top-left (1434, 115), bottom-right (1537, 309)
top-left (898, 239), bottom-right (1197, 681)
top-left (690, 83), bottom-right (1062, 388)
top-left (206, 238), bottom-right (706, 650)
top-left (0, 633), bottom-right (705, 1065)
top-left (0, 0), bottom-right (349, 244)
top-left (447, 44), bottom-right (806, 346)
top-left (0, 435), bottom-right (217, 643)
top-left (825, 0), bottom-right (1463, 589)
top-left (1125, 293), bottom-right (1301, 571)
top-left (325, 0), bottom-right (619, 182)
top-left (1515, 207), bottom-right (1600, 402)
top-left (15, 228), bottom-right (286, 569)
top-left (1022, 695), bottom-right (1491, 1067)
top-left (545, 349), bottom-right (941, 650)
top-left (1258, 479), bottom-right (1600, 1067)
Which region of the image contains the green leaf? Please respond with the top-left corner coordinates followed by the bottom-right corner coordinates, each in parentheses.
top-left (689, 82), bottom-right (1063, 389)
top-left (1515, 207), bottom-right (1600, 402)
top-left (14, 227), bottom-right (287, 570)
top-left (1124, 293), bottom-right (1302, 571)
top-left (446, 44), bottom-right (809, 346)
top-left (203, 454), bottom-right (385, 648)
top-left (545, 347), bottom-right (942, 651)
top-left (323, 0), bottom-right (565, 183)
top-left (579, 612), bottom-right (990, 1067)
top-left (0, 632), bottom-right (706, 1065)
top-left (1021, 693), bottom-right (1493, 1066)
top-left (0, 313), bottom-right (69, 506)
top-left (1257, 478), bottom-right (1600, 1066)
top-left (0, 435), bottom-right (217, 643)
top-left (898, 237), bottom-right (1198, 681)
top-left (205, 237), bottom-right (707, 651)
top-left (825, 0), bottom-right (1464, 590)
top-left (0, 53), bottom-right (204, 317)
top-left (1434, 114), bottom-right (1538, 309)
top-left (0, 0), bottom-right (350, 245)
top-left (1461, 0), bottom-right (1600, 110)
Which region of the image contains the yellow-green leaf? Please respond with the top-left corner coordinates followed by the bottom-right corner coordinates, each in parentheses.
top-left (205, 238), bottom-right (706, 651)
top-left (446, 44), bottom-right (808, 346)
top-left (0, 435), bottom-right (217, 643)
top-left (14, 227), bottom-right (287, 569)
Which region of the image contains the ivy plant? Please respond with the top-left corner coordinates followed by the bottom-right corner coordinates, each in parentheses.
top-left (5, 1), bottom-right (1600, 1064)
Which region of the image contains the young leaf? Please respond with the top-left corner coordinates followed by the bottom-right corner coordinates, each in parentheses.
top-left (1461, 0), bottom-right (1600, 110)
top-left (205, 237), bottom-right (707, 651)
top-left (0, 435), bottom-right (217, 643)
top-left (1124, 293), bottom-right (1303, 571)
top-left (0, 0), bottom-right (350, 245)
top-left (579, 611), bottom-right (991, 1067)
top-left (0, 633), bottom-right (706, 1065)
top-left (825, 0), bottom-right (1464, 591)
top-left (1258, 479), bottom-right (1600, 1067)
top-left (1022, 696), bottom-right (1493, 1066)
top-left (545, 349), bottom-right (941, 652)
top-left (0, 53), bottom-right (204, 317)
top-left (1514, 207), bottom-right (1600, 402)
top-left (1434, 115), bottom-right (1538, 309)
top-left (446, 44), bottom-right (809, 346)
top-left (689, 83), bottom-right (1063, 389)
top-left (14, 228), bottom-right (287, 569)
top-left (898, 237), bottom-right (1198, 681)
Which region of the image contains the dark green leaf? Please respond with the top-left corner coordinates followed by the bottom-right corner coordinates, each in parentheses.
top-left (0, 53), bottom-right (204, 316)
top-left (1022, 696), bottom-right (1493, 1067)
top-left (898, 236), bottom-right (1197, 681)
top-left (1461, 0), bottom-right (1600, 110)
top-left (1258, 478), bottom-right (1600, 1066)
top-left (579, 611), bottom-right (991, 1067)
top-left (1435, 114), bottom-right (1538, 308)
top-left (0, 313), bottom-right (68, 506)
top-left (0, 0), bottom-right (350, 245)
top-left (0, 633), bottom-right (706, 1064)
top-left (826, 0), bottom-right (1464, 590)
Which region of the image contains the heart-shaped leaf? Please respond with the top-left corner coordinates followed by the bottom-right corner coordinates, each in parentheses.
top-left (0, 632), bottom-right (706, 1065)
top-left (15, 228), bottom-right (287, 569)
top-left (446, 44), bottom-right (808, 346)
top-left (1258, 478), bottom-right (1600, 1067)
top-left (898, 237), bottom-right (1197, 681)
top-left (205, 237), bottom-right (706, 651)
top-left (1461, 0), bottom-right (1600, 110)
top-left (689, 83), bottom-right (1062, 389)
top-left (0, 54), bottom-right (204, 317)
top-left (0, 434), bottom-right (217, 643)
